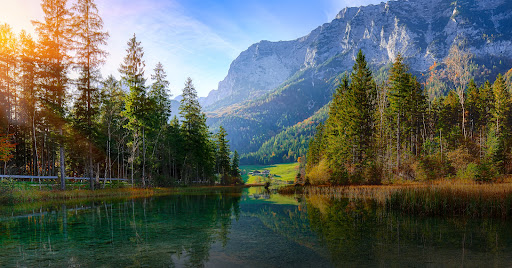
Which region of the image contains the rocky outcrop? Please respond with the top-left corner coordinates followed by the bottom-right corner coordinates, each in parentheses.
top-left (204, 0), bottom-right (512, 156)
top-left (202, 0), bottom-right (512, 111)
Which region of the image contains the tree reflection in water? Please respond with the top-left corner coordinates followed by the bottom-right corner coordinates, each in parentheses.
top-left (305, 196), bottom-right (512, 266)
top-left (0, 190), bottom-right (241, 267)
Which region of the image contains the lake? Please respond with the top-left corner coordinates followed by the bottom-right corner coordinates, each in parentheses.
top-left (1, 187), bottom-right (512, 267)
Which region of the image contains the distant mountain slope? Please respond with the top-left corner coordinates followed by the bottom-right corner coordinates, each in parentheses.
top-left (240, 104), bottom-right (328, 165)
top-left (205, 0), bottom-right (512, 159)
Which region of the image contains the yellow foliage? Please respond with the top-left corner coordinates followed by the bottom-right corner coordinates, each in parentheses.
top-left (306, 158), bottom-right (330, 185)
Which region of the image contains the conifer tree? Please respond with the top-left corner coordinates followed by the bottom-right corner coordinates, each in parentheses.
top-left (18, 31), bottom-right (39, 176)
top-left (231, 150), bottom-right (240, 180)
top-left (179, 78), bottom-right (214, 183)
top-left (492, 74), bottom-right (509, 135)
top-left (323, 50), bottom-right (377, 183)
top-left (72, 0), bottom-right (109, 189)
top-left (33, 0), bottom-right (73, 190)
top-left (119, 34), bottom-right (150, 186)
top-left (216, 126), bottom-right (231, 184)
top-left (386, 54), bottom-right (425, 168)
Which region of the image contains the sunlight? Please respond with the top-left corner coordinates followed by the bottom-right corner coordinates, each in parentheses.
top-left (0, 1), bottom-right (43, 36)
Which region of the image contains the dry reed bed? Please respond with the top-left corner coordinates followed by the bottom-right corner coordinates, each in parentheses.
top-left (281, 183), bottom-right (512, 218)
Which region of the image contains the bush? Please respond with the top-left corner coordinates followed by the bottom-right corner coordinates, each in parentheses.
top-left (416, 154), bottom-right (454, 181)
top-left (0, 179), bottom-right (15, 204)
top-left (306, 158), bottom-right (331, 185)
top-left (475, 161), bottom-right (498, 183)
top-left (363, 162), bottom-right (383, 185)
top-left (456, 162), bottom-right (479, 180)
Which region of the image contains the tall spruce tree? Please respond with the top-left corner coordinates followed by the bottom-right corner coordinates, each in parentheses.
top-left (216, 126), bottom-right (231, 185)
top-left (386, 54), bottom-right (425, 169)
top-left (72, 0), bottom-right (109, 189)
top-left (119, 34), bottom-right (150, 186)
top-left (33, 0), bottom-right (73, 190)
top-left (179, 78), bottom-right (213, 184)
top-left (323, 50), bottom-right (376, 183)
top-left (18, 31), bottom-right (39, 176)
top-left (231, 150), bottom-right (240, 180)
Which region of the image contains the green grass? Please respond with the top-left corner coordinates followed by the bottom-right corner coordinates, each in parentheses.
top-left (240, 163), bottom-right (299, 185)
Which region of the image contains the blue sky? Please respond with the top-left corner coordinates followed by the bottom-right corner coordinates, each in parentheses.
top-left (2, 0), bottom-right (382, 97)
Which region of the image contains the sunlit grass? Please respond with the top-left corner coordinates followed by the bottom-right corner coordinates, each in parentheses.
top-left (241, 163), bottom-right (299, 184)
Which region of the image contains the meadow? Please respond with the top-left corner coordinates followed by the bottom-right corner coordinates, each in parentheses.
top-left (240, 163), bottom-right (299, 185)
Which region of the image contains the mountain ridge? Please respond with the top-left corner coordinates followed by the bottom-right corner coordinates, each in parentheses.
top-left (203, 0), bottom-right (512, 161)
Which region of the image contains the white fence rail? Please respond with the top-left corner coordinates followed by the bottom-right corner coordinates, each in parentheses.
top-left (0, 175), bottom-right (128, 181)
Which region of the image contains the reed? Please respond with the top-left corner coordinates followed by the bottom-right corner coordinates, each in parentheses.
top-left (281, 181), bottom-right (512, 218)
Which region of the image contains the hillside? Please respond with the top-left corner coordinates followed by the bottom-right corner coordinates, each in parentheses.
top-left (205, 0), bottom-right (512, 161)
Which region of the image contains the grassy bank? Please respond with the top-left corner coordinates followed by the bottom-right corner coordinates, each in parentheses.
top-left (280, 181), bottom-right (512, 218)
top-left (0, 182), bottom-right (248, 205)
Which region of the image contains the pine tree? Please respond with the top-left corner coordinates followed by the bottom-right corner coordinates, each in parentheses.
top-left (18, 31), bottom-right (39, 176)
top-left (119, 34), bottom-right (150, 186)
top-left (33, 0), bottom-right (73, 190)
top-left (231, 150), bottom-right (240, 180)
top-left (179, 78), bottom-right (214, 184)
top-left (492, 74), bottom-right (509, 135)
top-left (386, 54), bottom-right (425, 169)
top-left (150, 62), bottom-right (171, 125)
top-left (72, 0), bottom-right (109, 189)
top-left (216, 126), bottom-right (231, 185)
top-left (323, 50), bottom-right (377, 183)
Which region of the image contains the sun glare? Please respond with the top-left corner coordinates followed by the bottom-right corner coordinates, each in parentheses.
top-left (0, 1), bottom-right (43, 36)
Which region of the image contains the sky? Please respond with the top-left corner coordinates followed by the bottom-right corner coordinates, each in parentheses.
top-left (0, 0), bottom-right (382, 97)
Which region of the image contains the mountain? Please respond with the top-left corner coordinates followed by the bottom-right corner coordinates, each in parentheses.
top-left (204, 0), bottom-right (512, 162)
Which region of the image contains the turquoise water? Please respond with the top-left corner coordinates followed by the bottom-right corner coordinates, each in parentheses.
top-left (1, 188), bottom-right (512, 267)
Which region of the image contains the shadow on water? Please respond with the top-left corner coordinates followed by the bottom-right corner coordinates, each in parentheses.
top-left (1, 188), bottom-right (512, 267)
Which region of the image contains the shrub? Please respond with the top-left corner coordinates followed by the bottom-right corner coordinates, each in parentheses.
top-left (306, 158), bottom-right (331, 185)
top-left (416, 154), bottom-right (454, 181)
top-left (0, 179), bottom-right (15, 204)
top-left (456, 162), bottom-right (479, 180)
top-left (363, 162), bottom-right (383, 185)
top-left (475, 161), bottom-right (498, 183)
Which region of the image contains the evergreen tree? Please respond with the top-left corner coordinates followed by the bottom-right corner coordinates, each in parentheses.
top-left (33, 0), bottom-right (73, 190)
top-left (18, 31), bottom-right (39, 176)
top-left (386, 54), bottom-right (425, 169)
top-left (72, 0), bottom-right (109, 189)
top-left (119, 34), bottom-right (151, 186)
top-left (231, 150), bottom-right (240, 180)
top-left (179, 78), bottom-right (214, 183)
top-left (150, 62), bottom-right (171, 125)
top-left (216, 126), bottom-right (231, 185)
top-left (322, 50), bottom-right (377, 183)
top-left (492, 74), bottom-right (509, 135)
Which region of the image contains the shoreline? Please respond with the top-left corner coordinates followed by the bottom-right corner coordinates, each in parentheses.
top-left (0, 185), bottom-right (252, 205)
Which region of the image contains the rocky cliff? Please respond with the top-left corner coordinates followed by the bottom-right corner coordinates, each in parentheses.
top-left (204, 0), bottom-right (512, 157)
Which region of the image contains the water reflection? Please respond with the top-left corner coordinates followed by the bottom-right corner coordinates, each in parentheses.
top-left (1, 189), bottom-right (512, 267)
top-left (0, 192), bottom-right (242, 267)
top-left (305, 196), bottom-right (512, 266)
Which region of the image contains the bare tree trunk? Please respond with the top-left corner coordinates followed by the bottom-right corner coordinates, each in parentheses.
top-left (59, 127), bottom-right (66, 191)
top-left (89, 143), bottom-right (94, 190)
top-left (396, 113), bottom-right (400, 170)
top-left (142, 127), bottom-right (146, 187)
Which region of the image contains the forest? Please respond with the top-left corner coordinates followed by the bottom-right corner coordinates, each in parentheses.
top-left (306, 48), bottom-right (512, 185)
top-left (0, 0), bottom-right (241, 189)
